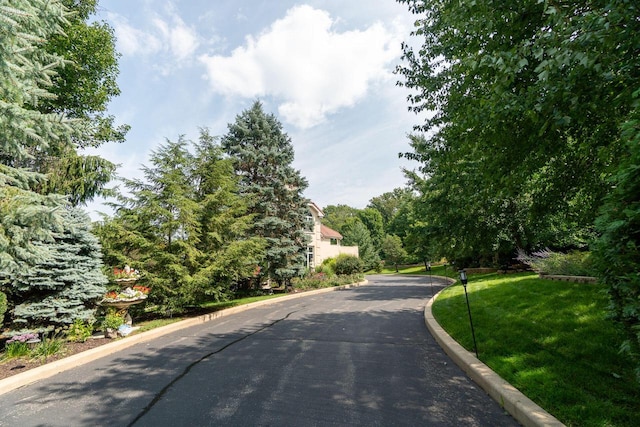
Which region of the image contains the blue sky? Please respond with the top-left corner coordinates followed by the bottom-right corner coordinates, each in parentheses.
top-left (85, 0), bottom-right (423, 219)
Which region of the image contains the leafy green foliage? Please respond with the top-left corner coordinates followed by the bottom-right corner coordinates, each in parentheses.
top-left (292, 273), bottom-right (363, 290)
top-left (0, 291), bottom-right (6, 326)
top-left (593, 95), bottom-right (640, 378)
top-left (333, 254), bottom-right (364, 275)
top-left (101, 310), bottom-right (124, 330)
top-left (517, 249), bottom-right (595, 276)
top-left (341, 221), bottom-right (380, 271)
top-left (381, 234), bottom-right (407, 272)
top-left (66, 318), bottom-right (94, 343)
top-left (396, 0), bottom-right (639, 264)
top-left (321, 205), bottom-right (360, 233)
top-left (222, 101), bottom-right (309, 286)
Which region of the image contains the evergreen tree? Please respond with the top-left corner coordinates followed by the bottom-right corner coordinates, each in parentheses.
top-left (222, 102), bottom-right (309, 286)
top-left (95, 131), bottom-right (265, 309)
top-left (7, 208), bottom-right (108, 331)
top-left (0, 0), bottom-right (76, 273)
top-left (342, 220), bottom-right (380, 271)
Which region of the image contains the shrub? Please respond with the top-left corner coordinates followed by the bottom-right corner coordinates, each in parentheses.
top-left (102, 310), bottom-right (124, 330)
top-left (517, 249), bottom-right (596, 276)
top-left (66, 318), bottom-right (94, 343)
top-left (334, 254), bottom-right (364, 275)
top-left (0, 291), bottom-right (6, 325)
top-left (315, 263), bottom-right (335, 277)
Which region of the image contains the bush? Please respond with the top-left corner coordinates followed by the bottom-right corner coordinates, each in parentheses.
top-left (102, 310), bottom-right (124, 330)
top-left (0, 291), bottom-right (6, 326)
top-left (292, 273), bottom-right (363, 290)
top-left (66, 318), bottom-right (94, 343)
top-left (517, 249), bottom-right (596, 276)
top-left (315, 262), bottom-right (335, 277)
top-left (334, 254), bottom-right (364, 275)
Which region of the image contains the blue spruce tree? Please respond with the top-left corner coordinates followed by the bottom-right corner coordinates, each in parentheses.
top-left (222, 102), bottom-right (310, 287)
top-left (8, 208), bottom-right (108, 331)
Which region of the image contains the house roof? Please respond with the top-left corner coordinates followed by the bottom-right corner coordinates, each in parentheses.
top-left (308, 201), bottom-right (324, 217)
top-left (321, 224), bottom-right (343, 240)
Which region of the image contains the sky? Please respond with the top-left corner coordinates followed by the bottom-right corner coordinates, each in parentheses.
top-left (85, 0), bottom-right (424, 219)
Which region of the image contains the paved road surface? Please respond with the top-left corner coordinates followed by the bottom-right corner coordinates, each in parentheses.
top-left (0, 275), bottom-right (517, 426)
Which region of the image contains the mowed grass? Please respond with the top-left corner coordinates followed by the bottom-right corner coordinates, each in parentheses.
top-left (432, 272), bottom-right (640, 427)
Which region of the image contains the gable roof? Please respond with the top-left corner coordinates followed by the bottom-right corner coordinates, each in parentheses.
top-left (321, 224), bottom-right (343, 240)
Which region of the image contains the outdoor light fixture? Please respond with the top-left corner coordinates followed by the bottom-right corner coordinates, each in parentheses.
top-left (427, 262), bottom-right (434, 296)
top-left (459, 269), bottom-right (468, 286)
top-left (459, 269), bottom-right (478, 358)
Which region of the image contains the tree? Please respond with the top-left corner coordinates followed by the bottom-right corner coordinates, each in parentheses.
top-left (6, 208), bottom-right (108, 331)
top-left (322, 204), bottom-right (361, 234)
top-left (368, 187), bottom-right (414, 232)
top-left (358, 208), bottom-right (385, 249)
top-left (222, 101), bottom-right (309, 286)
top-left (593, 97), bottom-right (640, 379)
top-left (7, 0), bottom-right (128, 206)
top-left (381, 234), bottom-right (407, 273)
top-left (0, 0), bottom-right (77, 273)
top-left (95, 131), bottom-right (265, 310)
top-left (396, 0), bottom-right (639, 265)
top-left (342, 221), bottom-right (380, 271)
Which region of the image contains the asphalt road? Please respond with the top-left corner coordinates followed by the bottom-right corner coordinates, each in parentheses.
top-left (0, 275), bottom-right (517, 426)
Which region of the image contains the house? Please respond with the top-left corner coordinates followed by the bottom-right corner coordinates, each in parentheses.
top-left (306, 202), bottom-right (359, 269)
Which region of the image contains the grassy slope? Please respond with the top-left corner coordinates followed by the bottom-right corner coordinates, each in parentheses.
top-left (432, 272), bottom-right (640, 427)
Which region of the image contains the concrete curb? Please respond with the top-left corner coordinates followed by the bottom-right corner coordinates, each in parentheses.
top-left (424, 279), bottom-right (565, 427)
top-left (0, 279), bottom-right (368, 396)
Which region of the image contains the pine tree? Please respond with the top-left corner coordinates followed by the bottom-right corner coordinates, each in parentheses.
top-left (222, 102), bottom-right (310, 286)
top-left (8, 208), bottom-right (108, 331)
top-left (0, 0), bottom-right (76, 273)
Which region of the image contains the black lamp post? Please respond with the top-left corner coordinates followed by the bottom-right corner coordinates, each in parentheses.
top-left (459, 269), bottom-right (479, 358)
top-left (427, 262), bottom-right (434, 296)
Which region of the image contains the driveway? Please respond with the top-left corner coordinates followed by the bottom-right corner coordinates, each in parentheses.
top-left (0, 275), bottom-right (517, 426)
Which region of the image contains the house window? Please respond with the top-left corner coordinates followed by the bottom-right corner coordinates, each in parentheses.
top-left (306, 246), bottom-right (314, 268)
top-left (330, 238), bottom-right (338, 246)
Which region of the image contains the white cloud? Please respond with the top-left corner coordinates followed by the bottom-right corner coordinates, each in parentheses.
top-left (109, 9), bottom-right (199, 64)
top-left (110, 14), bottom-right (162, 57)
top-left (198, 5), bottom-right (405, 129)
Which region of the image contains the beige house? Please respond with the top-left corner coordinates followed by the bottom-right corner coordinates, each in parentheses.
top-left (306, 202), bottom-right (359, 269)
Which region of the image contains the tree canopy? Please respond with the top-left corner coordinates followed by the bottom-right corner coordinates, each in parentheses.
top-left (397, 0), bottom-right (639, 265)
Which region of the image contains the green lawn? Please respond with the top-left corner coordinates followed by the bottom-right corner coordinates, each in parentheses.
top-left (432, 272), bottom-right (640, 427)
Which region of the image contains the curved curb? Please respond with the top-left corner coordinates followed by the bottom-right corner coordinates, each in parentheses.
top-left (0, 279), bottom-right (368, 396)
top-left (424, 283), bottom-right (565, 427)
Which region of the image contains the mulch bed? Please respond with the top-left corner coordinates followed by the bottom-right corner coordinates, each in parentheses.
top-left (0, 338), bottom-right (111, 381)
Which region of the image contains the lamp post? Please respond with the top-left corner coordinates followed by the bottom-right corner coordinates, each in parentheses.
top-left (459, 269), bottom-right (479, 358)
top-left (427, 262), bottom-right (434, 296)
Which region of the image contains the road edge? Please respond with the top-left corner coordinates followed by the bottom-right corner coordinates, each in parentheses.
top-left (0, 279), bottom-right (368, 396)
top-left (424, 278), bottom-right (565, 427)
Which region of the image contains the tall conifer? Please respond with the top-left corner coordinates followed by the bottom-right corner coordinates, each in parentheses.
top-left (222, 102), bottom-right (310, 286)
top-left (0, 0), bottom-right (76, 272)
